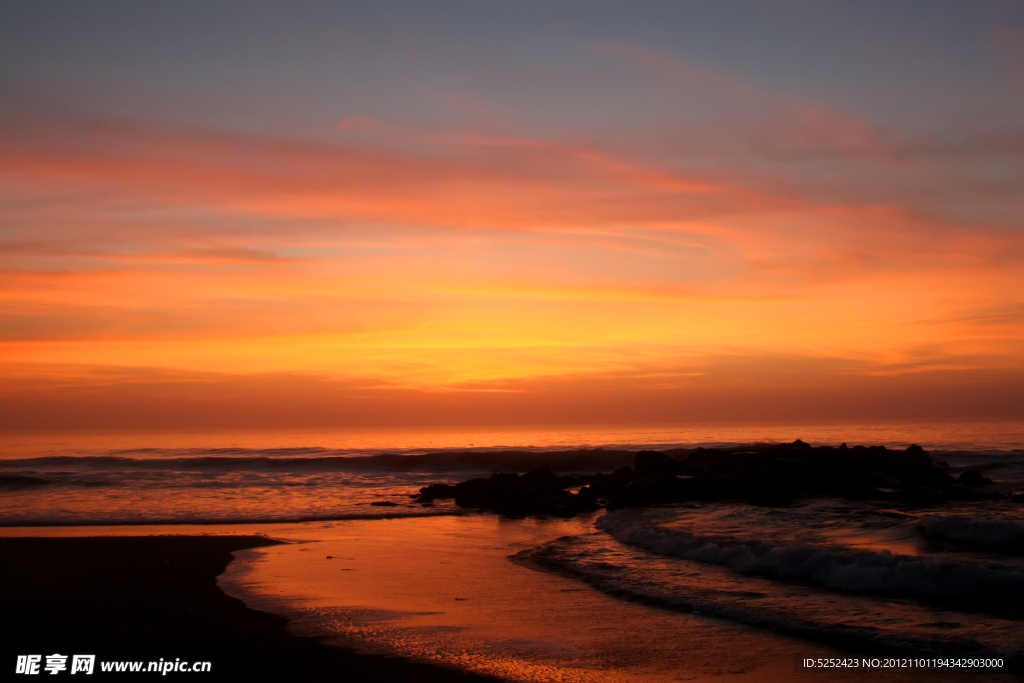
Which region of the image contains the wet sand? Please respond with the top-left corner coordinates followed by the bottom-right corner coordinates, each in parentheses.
top-left (220, 516), bottom-right (1020, 683)
top-left (0, 535), bottom-right (500, 682)
top-left (4, 527), bottom-right (1017, 683)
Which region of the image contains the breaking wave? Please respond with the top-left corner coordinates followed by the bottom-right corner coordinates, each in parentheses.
top-left (0, 449), bottom-right (636, 474)
top-left (597, 512), bottom-right (1024, 603)
top-left (517, 537), bottom-right (1024, 665)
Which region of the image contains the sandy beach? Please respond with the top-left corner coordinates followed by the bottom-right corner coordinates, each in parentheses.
top-left (5, 512), bottom-right (1018, 683)
top-left (0, 535), bottom-right (500, 682)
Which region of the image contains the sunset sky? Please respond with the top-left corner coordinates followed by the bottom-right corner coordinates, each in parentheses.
top-left (2, 1), bottom-right (1023, 430)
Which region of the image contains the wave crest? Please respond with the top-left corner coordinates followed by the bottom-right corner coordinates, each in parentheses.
top-left (598, 512), bottom-right (1024, 602)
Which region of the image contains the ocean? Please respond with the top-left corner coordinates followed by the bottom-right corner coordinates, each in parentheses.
top-left (3, 420), bottom-right (1024, 681)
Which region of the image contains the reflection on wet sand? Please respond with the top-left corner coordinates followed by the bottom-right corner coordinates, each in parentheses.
top-left (220, 516), bottom-right (1010, 683)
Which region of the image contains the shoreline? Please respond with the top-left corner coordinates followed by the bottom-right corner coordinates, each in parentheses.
top-left (0, 535), bottom-right (502, 682)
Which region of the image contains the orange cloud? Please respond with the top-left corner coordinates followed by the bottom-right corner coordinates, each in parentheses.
top-left (1, 92), bottom-right (1022, 429)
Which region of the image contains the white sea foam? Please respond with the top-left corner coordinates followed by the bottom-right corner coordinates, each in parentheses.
top-left (519, 531), bottom-right (1024, 664)
top-left (598, 512), bottom-right (1024, 599)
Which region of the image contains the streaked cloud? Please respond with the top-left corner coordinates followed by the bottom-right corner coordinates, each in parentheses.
top-left (1, 2), bottom-right (1022, 428)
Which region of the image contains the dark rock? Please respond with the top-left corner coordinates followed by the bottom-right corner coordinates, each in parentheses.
top-left (904, 443), bottom-right (925, 455)
top-left (488, 472), bottom-right (520, 486)
top-left (606, 475), bottom-right (708, 510)
top-left (411, 440), bottom-right (986, 516)
top-left (370, 501), bottom-right (398, 507)
top-left (453, 477), bottom-right (496, 507)
top-left (635, 450), bottom-right (682, 477)
top-left (679, 447), bottom-right (726, 475)
top-left (573, 486), bottom-right (600, 511)
top-left (608, 466), bottom-right (637, 483)
top-left (959, 470), bottom-right (993, 486)
top-left (414, 483), bottom-right (456, 502)
top-left (520, 466), bottom-right (559, 488)
top-left (411, 467), bottom-right (591, 517)
top-left (582, 467), bottom-right (637, 500)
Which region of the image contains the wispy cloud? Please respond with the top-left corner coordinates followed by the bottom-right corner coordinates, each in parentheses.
top-left (2, 37), bottom-right (1023, 428)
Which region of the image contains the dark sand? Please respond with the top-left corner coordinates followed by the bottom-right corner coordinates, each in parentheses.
top-left (0, 535), bottom-right (502, 681)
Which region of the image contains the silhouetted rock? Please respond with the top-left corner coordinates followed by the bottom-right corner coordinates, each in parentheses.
top-left (606, 475), bottom-right (707, 511)
top-left (579, 466), bottom-right (637, 502)
top-left (959, 470), bottom-right (993, 486)
top-left (411, 439), bottom-right (1004, 517)
top-left (608, 466), bottom-right (636, 483)
top-left (413, 467), bottom-right (596, 517)
top-left (369, 501), bottom-right (398, 507)
top-left (635, 450), bottom-right (682, 477)
top-left (574, 485), bottom-right (599, 510)
top-left (520, 466), bottom-right (560, 489)
top-left (415, 483), bottom-right (456, 502)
